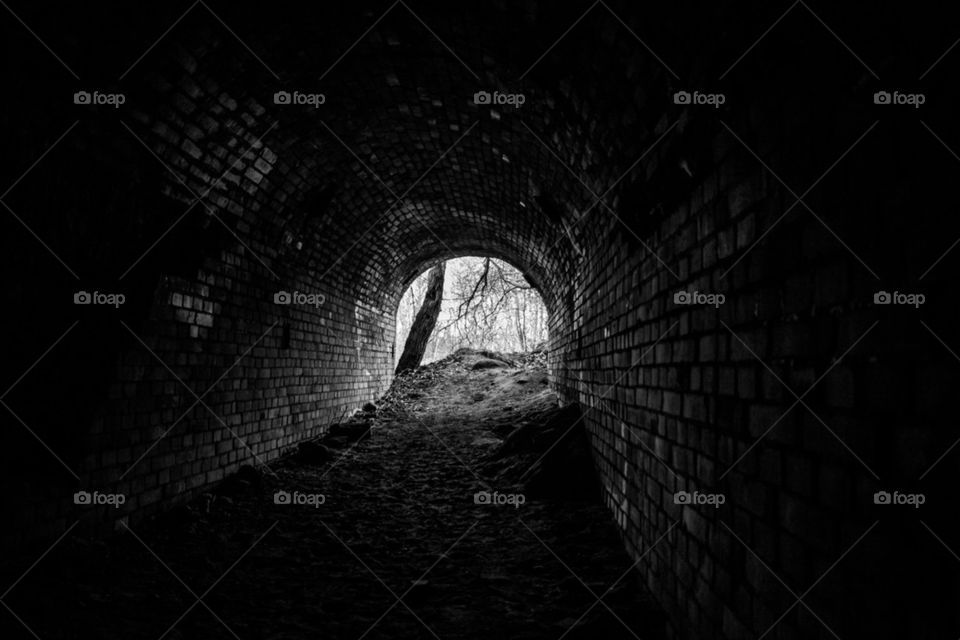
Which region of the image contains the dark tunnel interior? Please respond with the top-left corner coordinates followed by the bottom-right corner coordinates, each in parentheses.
top-left (1, 1), bottom-right (960, 638)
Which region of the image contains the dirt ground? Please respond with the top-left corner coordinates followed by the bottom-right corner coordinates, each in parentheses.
top-left (2, 349), bottom-right (665, 639)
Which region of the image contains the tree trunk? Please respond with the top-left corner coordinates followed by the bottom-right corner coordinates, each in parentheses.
top-left (396, 264), bottom-right (445, 374)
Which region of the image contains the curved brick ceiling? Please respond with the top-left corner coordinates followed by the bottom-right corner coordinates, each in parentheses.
top-left (115, 0), bottom-right (686, 323)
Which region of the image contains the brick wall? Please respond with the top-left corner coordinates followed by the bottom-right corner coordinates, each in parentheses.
top-left (546, 7), bottom-right (960, 637)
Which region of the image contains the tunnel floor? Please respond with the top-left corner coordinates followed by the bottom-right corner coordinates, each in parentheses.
top-left (4, 351), bottom-right (665, 639)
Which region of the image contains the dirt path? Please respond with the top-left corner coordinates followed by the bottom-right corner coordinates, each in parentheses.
top-left (3, 351), bottom-right (664, 640)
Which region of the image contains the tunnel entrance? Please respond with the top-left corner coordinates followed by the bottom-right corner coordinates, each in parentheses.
top-left (394, 256), bottom-right (549, 369)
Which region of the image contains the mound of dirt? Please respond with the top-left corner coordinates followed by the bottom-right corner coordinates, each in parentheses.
top-left (373, 346), bottom-right (599, 502)
top-left (316, 346), bottom-right (601, 503)
top-left (378, 347), bottom-right (542, 416)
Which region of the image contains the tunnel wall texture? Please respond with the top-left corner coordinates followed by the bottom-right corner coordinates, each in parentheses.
top-left (2, 2), bottom-right (959, 639)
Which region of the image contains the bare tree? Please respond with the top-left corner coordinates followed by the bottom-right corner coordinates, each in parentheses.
top-left (431, 257), bottom-right (544, 351)
top-left (395, 263), bottom-right (445, 373)
top-left (394, 257), bottom-right (547, 364)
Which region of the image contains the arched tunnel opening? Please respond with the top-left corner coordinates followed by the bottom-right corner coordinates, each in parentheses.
top-left (2, 1), bottom-right (960, 638)
top-left (393, 256), bottom-right (549, 366)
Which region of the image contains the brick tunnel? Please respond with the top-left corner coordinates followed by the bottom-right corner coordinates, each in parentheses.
top-left (1, 1), bottom-right (959, 638)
